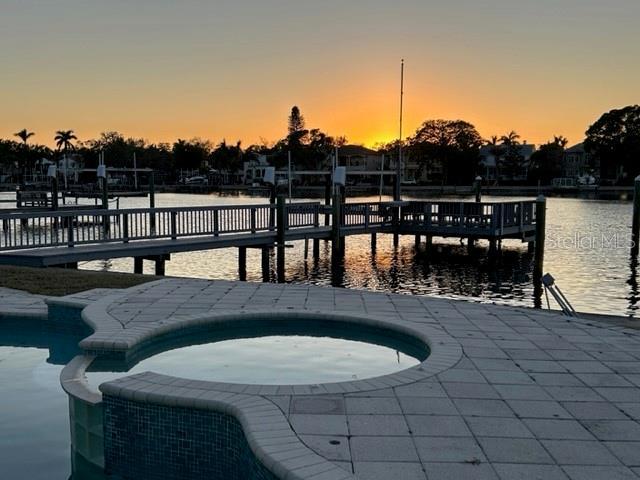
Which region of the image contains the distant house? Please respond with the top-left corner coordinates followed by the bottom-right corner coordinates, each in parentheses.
top-left (243, 154), bottom-right (270, 184)
top-left (338, 145), bottom-right (383, 172)
top-left (563, 143), bottom-right (598, 179)
top-left (56, 154), bottom-right (84, 184)
top-left (403, 154), bottom-right (444, 184)
top-left (479, 142), bottom-right (535, 182)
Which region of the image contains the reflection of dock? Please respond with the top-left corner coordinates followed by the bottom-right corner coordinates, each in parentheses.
top-left (0, 199), bottom-right (542, 280)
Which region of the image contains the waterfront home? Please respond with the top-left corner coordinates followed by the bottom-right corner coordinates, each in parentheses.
top-left (479, 142), bottom-right (535, 182)
top-left (562, 142), bottom-right (598, 179)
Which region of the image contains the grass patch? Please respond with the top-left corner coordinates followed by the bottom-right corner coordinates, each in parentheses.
top-left (0, 265), bottom-right (159, 296)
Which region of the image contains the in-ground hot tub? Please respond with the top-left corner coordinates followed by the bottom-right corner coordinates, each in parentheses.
top-left (85, 317), bottom-right (430, 388)
top-left (63, 310), bottom-right (461, 480)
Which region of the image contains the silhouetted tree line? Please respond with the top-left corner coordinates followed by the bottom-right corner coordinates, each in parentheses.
top-left (2, 104), bottom-right (640, 185)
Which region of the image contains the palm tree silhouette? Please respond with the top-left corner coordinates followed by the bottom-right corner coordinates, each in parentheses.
top-left (54, 130), bottom-right (77, 188)
top-left (13, 129), bottom-right (35, 183)
top-left (553, 135), bottom-right (569, 149)
top-left (500, 130), bottom-right (521, 146)
top-left (54, 130), bottom-right (77, 152)
top-left (487, 135), bottom-right (503, 184)
top-left (14, 129), bottom-right (35, 145)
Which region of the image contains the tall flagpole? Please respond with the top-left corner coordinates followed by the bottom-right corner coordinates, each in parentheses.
top-left (395, 59), bottom-right (404, 201)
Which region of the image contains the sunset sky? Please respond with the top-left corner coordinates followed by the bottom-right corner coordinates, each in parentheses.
top-left (1, 0), bottom-right (639, 148)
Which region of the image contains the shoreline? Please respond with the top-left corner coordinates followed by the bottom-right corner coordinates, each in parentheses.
top-left (0, 183), bottom-right (634, 200)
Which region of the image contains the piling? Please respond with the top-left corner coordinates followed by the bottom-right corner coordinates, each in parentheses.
top-left (371, 232), bottom-right (377, 253)
top-left (533, 195), bottom-right (547, 290)
top-left (51, 176), bottom-right (59, 211)
top-left (415, 235), bottom-right (421, 248)
top-left (155, 258), bottom-right (165, 276)
top-left (313, 238), bottom-right (320, 259)
top-left (101, 176), bottom-right (110, 235)
top-left (474, 176), bottom-right (482, 203)
top-left (467, 237), bottom-right (475, 253)
top-left (261, 247), bottom-right (270, 282)
top-left (331, 191), bottom-right (342, 256)
top-left (276, 195), bottom-right (286, 283)
top-left (324, 175), bottom-right (331, 227)
top-left (304, 238), bottom-right (309, 260)
top-left (134, 257), bottom-right (143, 274)
top-left (238, 247), bottom-right (247, 281)
top-left (632, 175), bottom-right (640, 256)
top-left (149, 172), bottom-right (156, 232)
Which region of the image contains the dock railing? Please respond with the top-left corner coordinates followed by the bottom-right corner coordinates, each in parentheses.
top-left (0, 200), bottom-right (536, 252)
top-left (400, 201), bottom-right (536, 235)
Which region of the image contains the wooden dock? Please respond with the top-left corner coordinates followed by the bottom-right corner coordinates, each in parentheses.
top-left (0, 199), bottom-right (540, 279)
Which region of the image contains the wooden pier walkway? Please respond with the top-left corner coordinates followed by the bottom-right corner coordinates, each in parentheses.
top-left (0, 199), bottom-right (539, 277)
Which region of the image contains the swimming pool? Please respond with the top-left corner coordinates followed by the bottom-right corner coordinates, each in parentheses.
top-left (3, 301), bottom-right (459, 480)
top-left (0, 317), bottom-right (99, 480)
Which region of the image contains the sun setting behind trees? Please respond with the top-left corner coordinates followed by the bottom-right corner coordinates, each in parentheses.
top-left (2, 1), bottom-right (640, 150)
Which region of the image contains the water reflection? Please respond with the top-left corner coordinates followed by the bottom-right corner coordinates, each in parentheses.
top-left (0, 318), bottom-right (101, 480)
top-left (284, 239), bottom-right (536, 307)
top-left (627, 254), bottom-right (639, 315)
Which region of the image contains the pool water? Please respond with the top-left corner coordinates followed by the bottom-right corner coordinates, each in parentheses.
top-left (87, 333), bottom-right (426, 389)
top-left (0, 319), bottom-right (88, 480)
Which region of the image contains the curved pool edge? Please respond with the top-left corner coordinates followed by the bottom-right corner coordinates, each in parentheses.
top-left (99, 373), bottom-right (356, 480)
top-left (62, 281), bottom-right (465, 479)
top-left (60, 354), bottom-right (105, 472)
top-left (77, 309), bottom-right (462, 393)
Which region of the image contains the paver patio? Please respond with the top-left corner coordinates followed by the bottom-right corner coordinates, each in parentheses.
top-left (5, 277), bottom-right (640, 479)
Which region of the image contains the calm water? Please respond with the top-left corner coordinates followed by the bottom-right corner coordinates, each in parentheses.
top-left (0, 318), bottom-right (86, 480)
top-left (20, 191), bottom-right (628, 318)
top-left (86, 334), bottom-right (423, 388)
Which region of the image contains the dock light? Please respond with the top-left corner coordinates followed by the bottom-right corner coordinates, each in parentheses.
top-left (264, 167), bottom-right (275, 185)
top-left (47, 165), bottom-right (57, 178)
top-left (475, 175), bottom-right (482, 182)
top-left (97, 165), bottom-right (106, 178)
top-left (333, 166), bottom-right (346, 186)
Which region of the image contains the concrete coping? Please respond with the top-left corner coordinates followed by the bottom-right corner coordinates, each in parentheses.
top-left (60, 354), bottom-right (101, 405)
top-left (99, 372), bottom-right (356, 480)
top-left (79, 309), bottom-right (462, 395)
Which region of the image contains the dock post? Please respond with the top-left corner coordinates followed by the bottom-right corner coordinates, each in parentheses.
top-left (414, 235), bottom-right (420, 248)
top-left (632, 175), bottom-right (640, 256)
top-left (324, 175), bottom-right (331, 226)
top-left (331, 191), bottom-right (342, 256)
top-left (155, 258), bottom-right (165, 276)
top-left (371, 232), bottom-right (377, 253)
top-left (474, 175), bottom-right (482, 203)
top-left (392, 202), bottom-right (400, 247)
top-left (238, 247), bottom-right (247, 281)
top-left (51, 174), bottom-right (59, 211)
top-left (276, 195), bottom-right (286, 283)
top-left (313, 238), bottom-right (320, 259)
top-left (304, 237), bottom-right (309, 260)
top-left (467, 237), bottom-right (475, 253)
top-left (489, 239), bottom-right (497, 255)
top-left (261, 247), bottom-right (270, 282)
top-left (533, 195), bottom-right (547, 296)
top-left (134, 257), bottom-right (143, 274)
top-left (100, 174), bottom-right (110, 235)
top-left (149, 171), bottom-right (156, 232)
